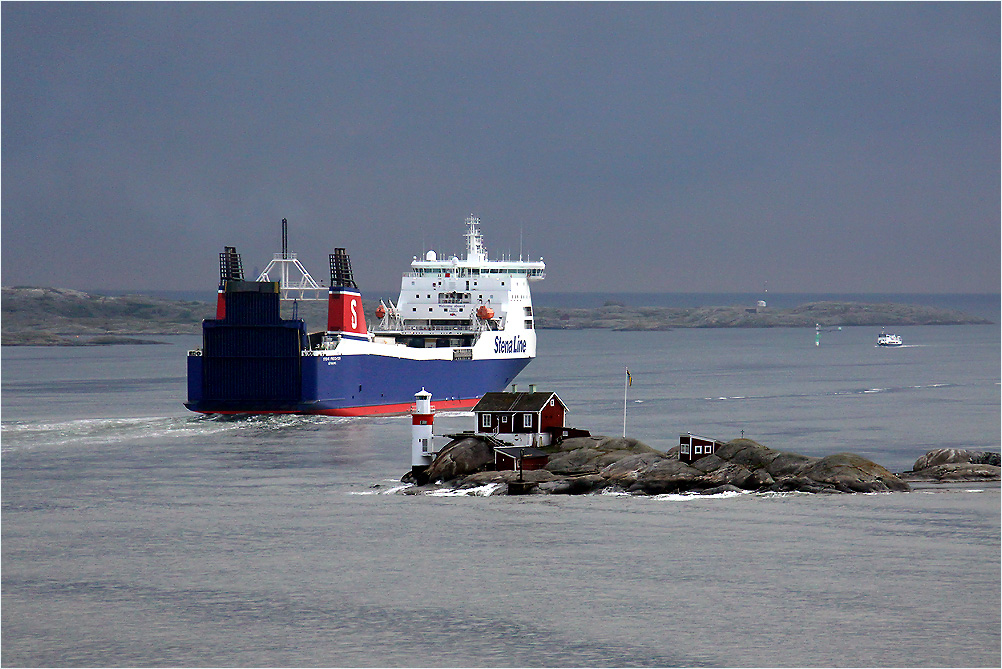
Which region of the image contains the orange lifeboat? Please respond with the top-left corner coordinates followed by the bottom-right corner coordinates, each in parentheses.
top-left (375, 304), bottom-right (386, 319)
top-left (476, 305), bottom-right (494, 320)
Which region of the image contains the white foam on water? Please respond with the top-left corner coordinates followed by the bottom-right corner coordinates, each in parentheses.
top-left (1, 413), bottom-right (358, 452)
top-left (349, 484), bottom-right (413, 496)
top-left (426, 482), bottom-right (503, 497)
top-left (648, 489), bottom-right (747, 501)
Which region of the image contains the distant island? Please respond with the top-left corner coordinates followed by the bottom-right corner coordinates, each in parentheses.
top-left (1, 286), bottom-right (992, 345)
top-left (533, 301), bottom-right (993, 330)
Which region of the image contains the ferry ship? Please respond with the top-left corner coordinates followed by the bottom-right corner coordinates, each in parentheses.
top-left (185, 215), bottom-right (545, 416)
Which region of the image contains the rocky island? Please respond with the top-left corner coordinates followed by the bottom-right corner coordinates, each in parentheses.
top-left (1, 286), bottom-right (992, 345)
top-left (399, 435), bottom-right (1000, 496)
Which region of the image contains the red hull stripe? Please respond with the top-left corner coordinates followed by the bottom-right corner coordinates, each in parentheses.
top-left (194, 397), bottom-right (478, 417)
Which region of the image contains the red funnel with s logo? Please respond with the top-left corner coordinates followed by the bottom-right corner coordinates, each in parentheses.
top-left (327, 286), bottom-right (367, 335)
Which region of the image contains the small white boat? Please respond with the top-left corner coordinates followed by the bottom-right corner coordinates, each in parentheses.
top-left (877, 331), bottom-right (903, 347)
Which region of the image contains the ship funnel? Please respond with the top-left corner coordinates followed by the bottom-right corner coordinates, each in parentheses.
top-left (327, 248), bottom-right (367, 336)
top-left (216, 246), bottom-right (245, 319)
top-left (219, 246), bottom-right (244, 282)
top-left (330, 248), bottom-right (358, 289)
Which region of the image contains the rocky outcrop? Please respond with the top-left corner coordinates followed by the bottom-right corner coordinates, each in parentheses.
top-left (401, 436), bottom-right (912, 496)
top-left (410, 437), bottom-right (494, 485)
top-left (798, 453), bottom-right (911, 493)
top-left (903, 448), bottom-right (1001, 481)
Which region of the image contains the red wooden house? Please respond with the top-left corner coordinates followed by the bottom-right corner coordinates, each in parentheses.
top-left (472, 391), bottom-right (566, 447)
top-left (679, 433), bottom-right (725, 463)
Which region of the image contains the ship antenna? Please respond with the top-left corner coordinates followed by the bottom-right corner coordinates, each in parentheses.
top-left (282, 218), bottom-right (288, 259)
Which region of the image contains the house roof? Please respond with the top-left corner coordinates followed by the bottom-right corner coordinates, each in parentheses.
top-left (473, 391), bottom-right (566, 413)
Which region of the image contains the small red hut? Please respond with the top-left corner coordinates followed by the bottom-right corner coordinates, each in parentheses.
top-left (679, 433), bottom-right (725, 463)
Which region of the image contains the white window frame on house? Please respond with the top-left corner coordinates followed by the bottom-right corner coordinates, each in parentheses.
top-left (481, 414), bottom-right (491, 429)
top-left (523, 413), bottom-right (532, 429)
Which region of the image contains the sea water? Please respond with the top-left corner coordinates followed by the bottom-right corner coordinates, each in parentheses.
top-left (2, 325), bottom-right (999, 667)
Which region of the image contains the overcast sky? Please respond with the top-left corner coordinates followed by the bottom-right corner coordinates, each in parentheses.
top-left (3, 2), bottom-right (998, 295)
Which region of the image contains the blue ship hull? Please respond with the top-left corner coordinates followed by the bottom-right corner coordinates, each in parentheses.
top-left (186, 352), bottom-right (530, 416)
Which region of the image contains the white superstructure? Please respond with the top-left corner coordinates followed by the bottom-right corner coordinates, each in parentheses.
top-left (374, 215), bottom-right (545, 341)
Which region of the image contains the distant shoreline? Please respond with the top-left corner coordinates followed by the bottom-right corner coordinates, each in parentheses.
top-left (532, 301), bottom-right (992, 330)
top-left (1, 286), bottom-right (994, 345)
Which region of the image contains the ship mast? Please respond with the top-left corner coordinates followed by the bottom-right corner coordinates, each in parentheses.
top-left (256, 218), bottom-right (326, 300)
top-left (464, 214), bottom-right (486, 263)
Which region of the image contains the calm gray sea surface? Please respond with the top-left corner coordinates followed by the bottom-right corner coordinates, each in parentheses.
top-left (2, 325), bottom-right (999, 667)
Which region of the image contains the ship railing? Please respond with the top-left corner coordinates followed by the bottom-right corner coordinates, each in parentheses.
top-left (402, 266), bottom-right (545, 279)
top-left (373, 324), bottom-right (480, 334)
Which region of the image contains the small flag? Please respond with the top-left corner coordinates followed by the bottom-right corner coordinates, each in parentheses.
top-left (626, 368), bottom-right (632, 386)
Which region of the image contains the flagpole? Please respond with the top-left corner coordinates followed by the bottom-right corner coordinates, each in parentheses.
top-left (623, 367), bottom-right (629, 437)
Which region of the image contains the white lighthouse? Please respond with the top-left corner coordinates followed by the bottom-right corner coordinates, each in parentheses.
top-left (411, 388), bottom-right (436, 476)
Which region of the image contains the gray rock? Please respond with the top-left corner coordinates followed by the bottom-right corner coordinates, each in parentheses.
top-left (798, 453), bottom-right (910, 492)
top-left (766, 451), bottom-right (817, 478)
top-left (538, 474), bottom-right (608, 495)
top-left (972, 452), bottom-right (1001, 467)
top-left (913, 448), bottom-right (1001, 470)
top-left (598, 453), bottom-right (666, 487)
top-left (593, 449), bottom-right (646, 469)
top-left (459, 469), bottom-right (556, 488)
top-left (696, 463), bottom-right (755, 490)
top-left (714, 439), bottom-right (782, 471)
top-left (913, 448), bottom-right (979, 470)
top-left (423, 437), bottom-right (494, 483)
top-left (553, 436), bottom-right (605, 452)
top-left (770, 476), bottom-right (832, 494)
top-left (747, 468), bottom-right (776, 488)
top-left (634, 459), bottom-right (702, 494)
top-left (593, 436), bottom-right (662, 455)
top-left (690, 454), bottom-right (725, 473)
top-left (909, 463), bottom-right (1001, 480)
top-left (545, 448), bottom-right (604, 475)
